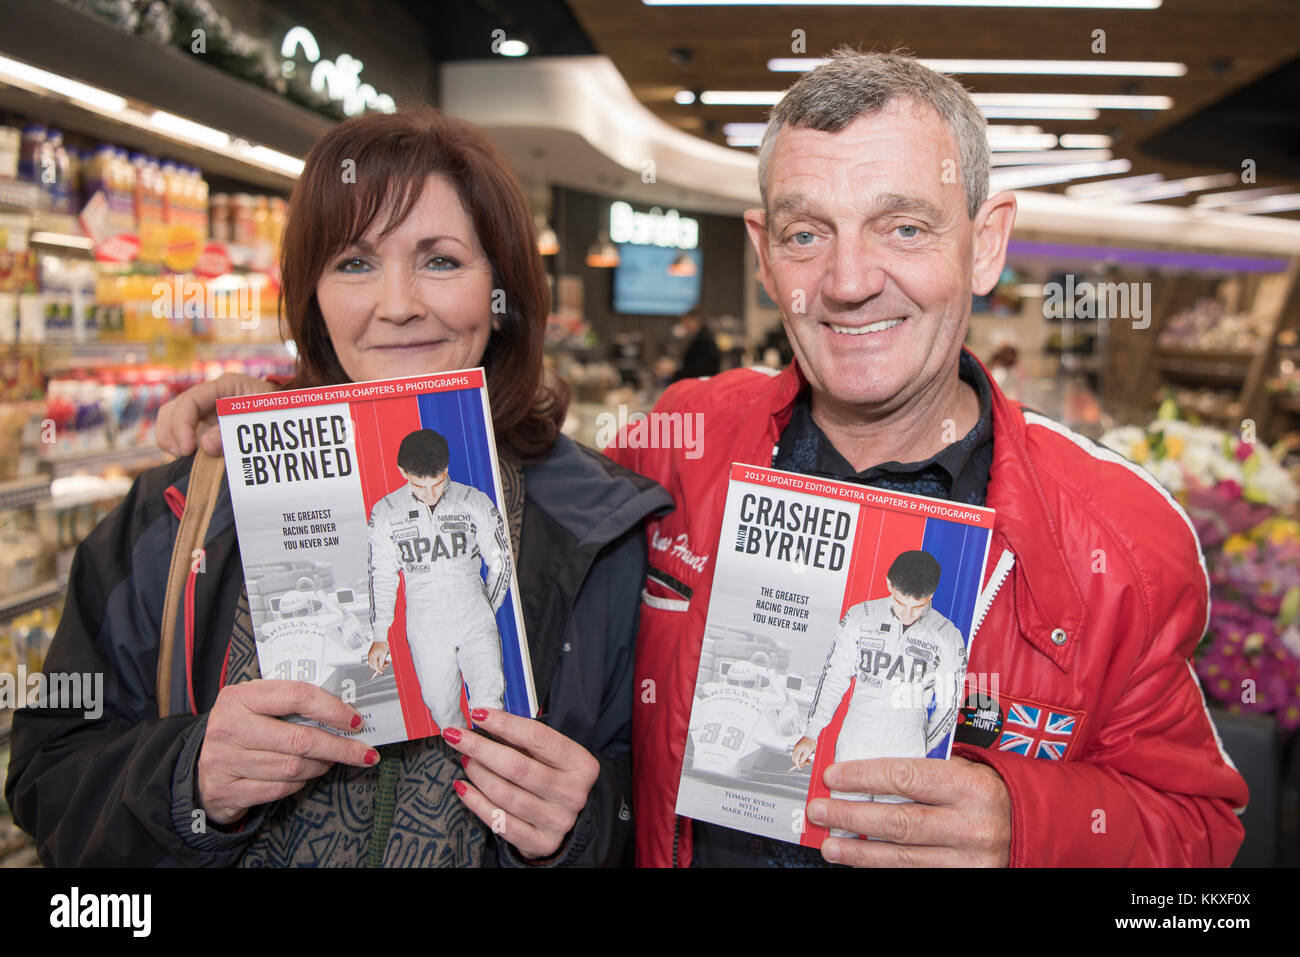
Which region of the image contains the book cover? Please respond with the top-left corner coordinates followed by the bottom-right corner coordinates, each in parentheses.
top-left (215, 368), bottom-right (535, 746)
top-left (675, 463), bottom-right (995, 846)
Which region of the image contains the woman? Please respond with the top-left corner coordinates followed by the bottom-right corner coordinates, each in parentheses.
top-left (4, 108), bottom-right (670, 867)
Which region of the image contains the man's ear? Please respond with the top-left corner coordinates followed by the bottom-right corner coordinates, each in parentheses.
top-left (971, 190), bottom-right (1017, 296)
top-left (743, 208), bottom-right (779, 305)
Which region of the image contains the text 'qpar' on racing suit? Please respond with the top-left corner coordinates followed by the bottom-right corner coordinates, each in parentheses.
top-left (804, 597), bottom-right (967, 817)
top-left (368, 480), bottom-right (511, 729)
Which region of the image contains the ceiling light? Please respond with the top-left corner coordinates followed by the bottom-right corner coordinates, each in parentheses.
top-left (991, 149), bottom-right (1112, 166)
top-left (668, 252), bottom-right (697, 276)
top-left (725, 135), bottom-right (763, 148)
top-left (980, 107), bottom-right (1101, 120)
top-left (674, 90), bottom-right (697, 105)
top-left (1195, 186), bottom-right (1296, 209)
top-left (972, 93), bottom-right (1172, 110)
top-left (1218, 194), bottom-right (1300, 216)
top-left (769, 57), bottom-right (1185, 76)
top-left (586, 234), bottom-right (620, 268)
top-left (1058, 134), bottom-right (1113, 148)
top-left (723, 123), bottom-right (768, 137)
top-left (536, 216), bottom-right (559, 256)
top-left (988, 134), bottom-right (1059, 150)
top-left (0, 55), bottom-right (127, 112)
top-left (990, 159), bottom-right (1132, 189)
top-left (1067, 174), bottom-right (1237, 204)
top-left (699, 90), bottom-right (784, 106)
top-left (1067, 173), bottom-right (1167, 195)
top-left (988, 125), bottom-right (1045, 135)
top-left (498, 40), bottom-right (529, 57)
top-left (648, 1), bottom-right (1163, 7)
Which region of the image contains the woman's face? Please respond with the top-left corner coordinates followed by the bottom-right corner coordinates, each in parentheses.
top-left (315, 174), bottom-right (495, 383)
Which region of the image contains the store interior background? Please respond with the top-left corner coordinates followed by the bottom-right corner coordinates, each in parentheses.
top-left (0, 0), bottom-right (1298, 866)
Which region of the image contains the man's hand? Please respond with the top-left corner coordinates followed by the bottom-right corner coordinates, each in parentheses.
top-left (156, 372), bottom-right (275, 457)
top-left (791, 735), bottom-right (816, 770)
top-left (806, 755), bottom-right (1011, 867)
top-left (367, 640), bottom-right (389, 677)
top-left (197, 680), bottom-right (377, 827)
top-left (443, 708), bottom-right (601, 861)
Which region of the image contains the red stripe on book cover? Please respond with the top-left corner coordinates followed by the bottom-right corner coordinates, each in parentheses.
top-left (215, 369), bottom-right (486, 415)
top-left (801, 677), bottom-right (855, 848)
top-left (841, 509), bottom-right (928, 617)
top-left (352, 394), bottom-right (439, 739)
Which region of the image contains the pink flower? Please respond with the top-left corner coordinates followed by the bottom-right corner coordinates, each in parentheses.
top-left (1217, 479), bottom-right (1243, 500)
top-left (1235, 440), bottom-right (1254, 461)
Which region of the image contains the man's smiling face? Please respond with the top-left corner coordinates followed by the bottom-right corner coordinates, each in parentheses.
top-left (747, 98), bottom-right (977, 412)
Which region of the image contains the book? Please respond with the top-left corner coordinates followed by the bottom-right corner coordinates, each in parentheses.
top-left (215, 368), bottom-right (535, 746)
top-left (675, 463), bottom-right (995, 847)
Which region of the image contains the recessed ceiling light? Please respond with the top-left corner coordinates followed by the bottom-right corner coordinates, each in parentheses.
top-left (699, 90), bottom-right (784, 106)
top-left (1059, 134), bottom-right (1113, 148)
top-left (498, 39), bottom-right (529, 57)
top-left (674, 90), bottom-right (697, 105)
top-left (990, 159), bottom-right (1132, 189)
top-left (769, 58), bottom-right (1185, 76)
top-left (972, 93), bottom-right (1173, 110)
top-left (981, 107), bottom-right (1101, 120)
top-left (648, 1), bottom-right (1162, 8)
top-left (991, 149), bottom-right (1112, 165)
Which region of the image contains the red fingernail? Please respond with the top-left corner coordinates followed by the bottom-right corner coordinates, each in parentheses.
top-left (364, 749), bottom-right (379, 765)
top-left (442, 727), bottom-right (462, 744)
top-left (460, 755), bottom-right (469, 769)
top-left (470, 708), bottom-right (488, 723)
top-left (453, 780), bottom-right (468, 797)
top-left (351, 714), bottom-right (363, 730)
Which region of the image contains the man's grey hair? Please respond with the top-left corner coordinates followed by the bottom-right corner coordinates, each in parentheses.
top-left (758, 49), bottom-right (990, 220)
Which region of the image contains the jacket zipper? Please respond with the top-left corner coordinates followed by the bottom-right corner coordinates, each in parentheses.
top-left (970, 548), bottom-right (1015, 641)
top-left (672, 816), bottom-right (681, 867)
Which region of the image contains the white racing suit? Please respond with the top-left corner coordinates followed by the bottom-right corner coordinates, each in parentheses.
top-left (804, 597), bottom-right (966, 832)
top-left (368, 481), bottom-right (511, 730)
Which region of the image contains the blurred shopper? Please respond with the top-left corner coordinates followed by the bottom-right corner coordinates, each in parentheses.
top-left (670, 308), bottom-right (721, 382)
top-left (609, 50), bottom-right (1248, 868)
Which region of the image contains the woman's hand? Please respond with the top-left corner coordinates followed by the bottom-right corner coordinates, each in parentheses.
top-left (156, 372), bottom-right (275, 457)
top-left (442, 708), bottom-right (601, 861)
top-left (197, 679), bottom-right (378, 828)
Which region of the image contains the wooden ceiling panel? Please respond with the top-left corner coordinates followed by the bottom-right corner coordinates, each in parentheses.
top-left (567, 0), bottom-right (1300, 211)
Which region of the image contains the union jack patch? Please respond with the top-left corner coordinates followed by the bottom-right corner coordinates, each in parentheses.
top-left (996, 699), bottom-right (1084, 761)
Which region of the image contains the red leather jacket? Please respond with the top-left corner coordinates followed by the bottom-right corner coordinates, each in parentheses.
top-left (607, 352), bottom-right (1248, 867)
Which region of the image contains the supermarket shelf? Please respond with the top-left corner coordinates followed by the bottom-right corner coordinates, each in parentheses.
top-left (0, 708), bottom-right (10, 747)
top-left (44, 444), bottom-right (168, 479)
top-left (0, 476), bottom-right (51, 512)
top-left (0, 579), bottom-right (64, 625)
top-left (0, 179), bottom-right (41, 211)
top-left (1152, 347), bottom-right (1256, 384)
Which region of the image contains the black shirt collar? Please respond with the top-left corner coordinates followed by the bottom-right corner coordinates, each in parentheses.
top-left (773, 351), bottom-right (994, 504)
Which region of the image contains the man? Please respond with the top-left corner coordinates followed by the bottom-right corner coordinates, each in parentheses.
top-left (367, 428), bottom-right (510, 731)
top-left (792, 551), bottom-right (966, 826)
top-left (671, 309), bottom-right (722, 382)
top-left (609, 50), bottom-right (1247, 867)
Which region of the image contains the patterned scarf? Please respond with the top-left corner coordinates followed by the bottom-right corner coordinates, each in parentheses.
top-left (233, 456), bottom-right (526, 867)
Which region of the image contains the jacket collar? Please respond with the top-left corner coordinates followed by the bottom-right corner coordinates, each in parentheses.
top-left (751, 349), bottom-right (1087, 671)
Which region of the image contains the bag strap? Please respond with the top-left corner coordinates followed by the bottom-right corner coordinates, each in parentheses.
top-left (157, 449), bottom-right (228, 718)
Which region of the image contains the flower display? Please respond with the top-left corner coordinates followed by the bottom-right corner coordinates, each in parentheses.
top-left (1101, 413), bottom-right (1300, 732)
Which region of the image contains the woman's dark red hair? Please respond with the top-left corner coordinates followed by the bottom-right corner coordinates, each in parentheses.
top-left (280, 107), bottom-right (567, 463)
